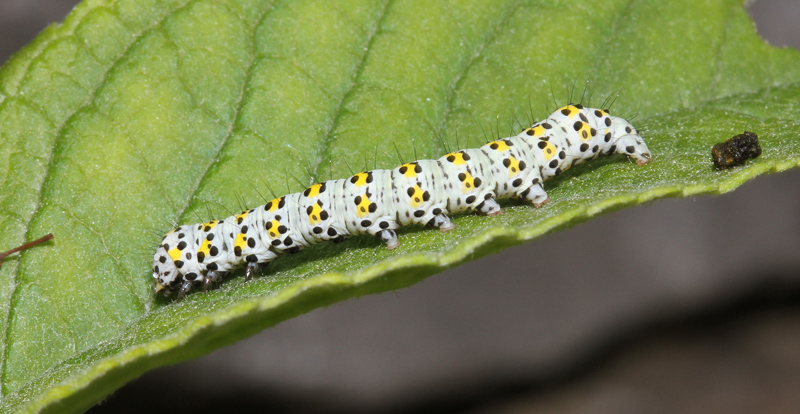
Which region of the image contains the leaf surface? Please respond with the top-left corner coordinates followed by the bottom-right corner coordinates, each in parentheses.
top-left (0, 0), bottom-right (798, 412)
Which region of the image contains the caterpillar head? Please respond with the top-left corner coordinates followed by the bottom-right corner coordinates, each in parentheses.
top-left (608, 117), bottom-right (652, 166)
top-left (152, 230), bottom-right (187, 295)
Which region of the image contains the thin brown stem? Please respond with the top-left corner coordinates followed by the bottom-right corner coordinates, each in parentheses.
top-left (0, 234), bottom-right (54, 268)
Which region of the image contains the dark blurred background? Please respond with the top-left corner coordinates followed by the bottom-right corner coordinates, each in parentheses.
top-left (3, 1), bottom-right (800, 412)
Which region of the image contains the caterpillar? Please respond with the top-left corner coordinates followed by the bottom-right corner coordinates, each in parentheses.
top-left (153, 104), bottom-right (652, 300)
top-left (712, 131), bottom-right (761, 169)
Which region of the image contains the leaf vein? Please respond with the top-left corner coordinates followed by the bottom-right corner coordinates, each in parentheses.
top-left (57, 203), bottom-right (144, 314)
top-left (438, 0), bottom-right (523, 153)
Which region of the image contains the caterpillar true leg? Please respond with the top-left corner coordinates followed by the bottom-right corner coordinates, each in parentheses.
top-left (245, 262), bottom-right (261, 282)
top-left (177, 280), bottom-right (195, 301)
top-left (203, 270), bottom-right (220, 292)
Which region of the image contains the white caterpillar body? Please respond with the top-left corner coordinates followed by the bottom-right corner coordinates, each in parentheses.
top-left (153, 104), bottom-right (652, 299)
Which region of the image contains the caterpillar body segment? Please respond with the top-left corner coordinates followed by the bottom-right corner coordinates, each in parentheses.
top-left (152, 104), bottom-right (651, 299)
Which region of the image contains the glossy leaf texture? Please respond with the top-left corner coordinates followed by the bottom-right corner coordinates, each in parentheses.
top-left (0, 0), bottom-right (799, 412)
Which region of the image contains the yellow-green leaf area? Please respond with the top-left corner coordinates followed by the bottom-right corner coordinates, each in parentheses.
top-left (0, 0), bottom-right (798, 412)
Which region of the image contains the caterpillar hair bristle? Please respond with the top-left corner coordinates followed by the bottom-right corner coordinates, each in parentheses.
top-left (249, 181), bottom-right (269, 204)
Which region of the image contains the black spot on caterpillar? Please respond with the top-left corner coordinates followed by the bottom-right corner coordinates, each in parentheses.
top-left (153, 104), bottom-right (652, 300)
top-left (712, 131), bottom-right (761, 169)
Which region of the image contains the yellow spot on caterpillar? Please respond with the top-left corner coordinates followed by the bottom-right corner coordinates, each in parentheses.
top-left (168, 247), bottom-right (182, 262)
top-left (506, 156), bottom-right (521, 177)
top-left (308, 203), bottom-right (323, 225)
top-left (198, 239), bottom-right (212, 257)
top-left (408, 185), bottom-right (424, 208)
top-left (577, 122), bottom-right (592, 142)
top-left (460, 172), bottom-right (476, 193)
top-left (267, 219), bottom-right (282, 238)
top-left (305, 183), bottom-right (324, 198)
top-left (267, 198), bottom-right (282, 212)
top-left (356, 194), bottom-right (372, 218)
top-left (541, 141), bottom-right (557, 161)
top-left (352, 172), bottom-right (370, 187)
top-left (400, 163), bottom-right (418, 178)
top-left (559, 105), bottom-right (581, 118)
top-left (531, 125), bottom-right (546, 136)
top-left (488, 140), bottom-right (510, 151)
top-left (234, 233), bottom-right (248, 251)
top-left (203, 220), bottom-right (219, 231)
top-left (445, 152), bottom-right (467, 165)
top-left (235, 211), bottom-right (249, 223)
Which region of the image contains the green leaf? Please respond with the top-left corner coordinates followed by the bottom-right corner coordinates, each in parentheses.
top-left (0, 0), bottom-right (798, 412)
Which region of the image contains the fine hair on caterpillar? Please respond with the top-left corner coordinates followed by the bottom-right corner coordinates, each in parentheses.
top-left (153, 100), bottom-right (652, 300)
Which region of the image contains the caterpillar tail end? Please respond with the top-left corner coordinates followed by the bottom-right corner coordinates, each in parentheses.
top-left (635, 152), bottom-right (653, 166)
top-left (533, 197), bottom-right (550, 208)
